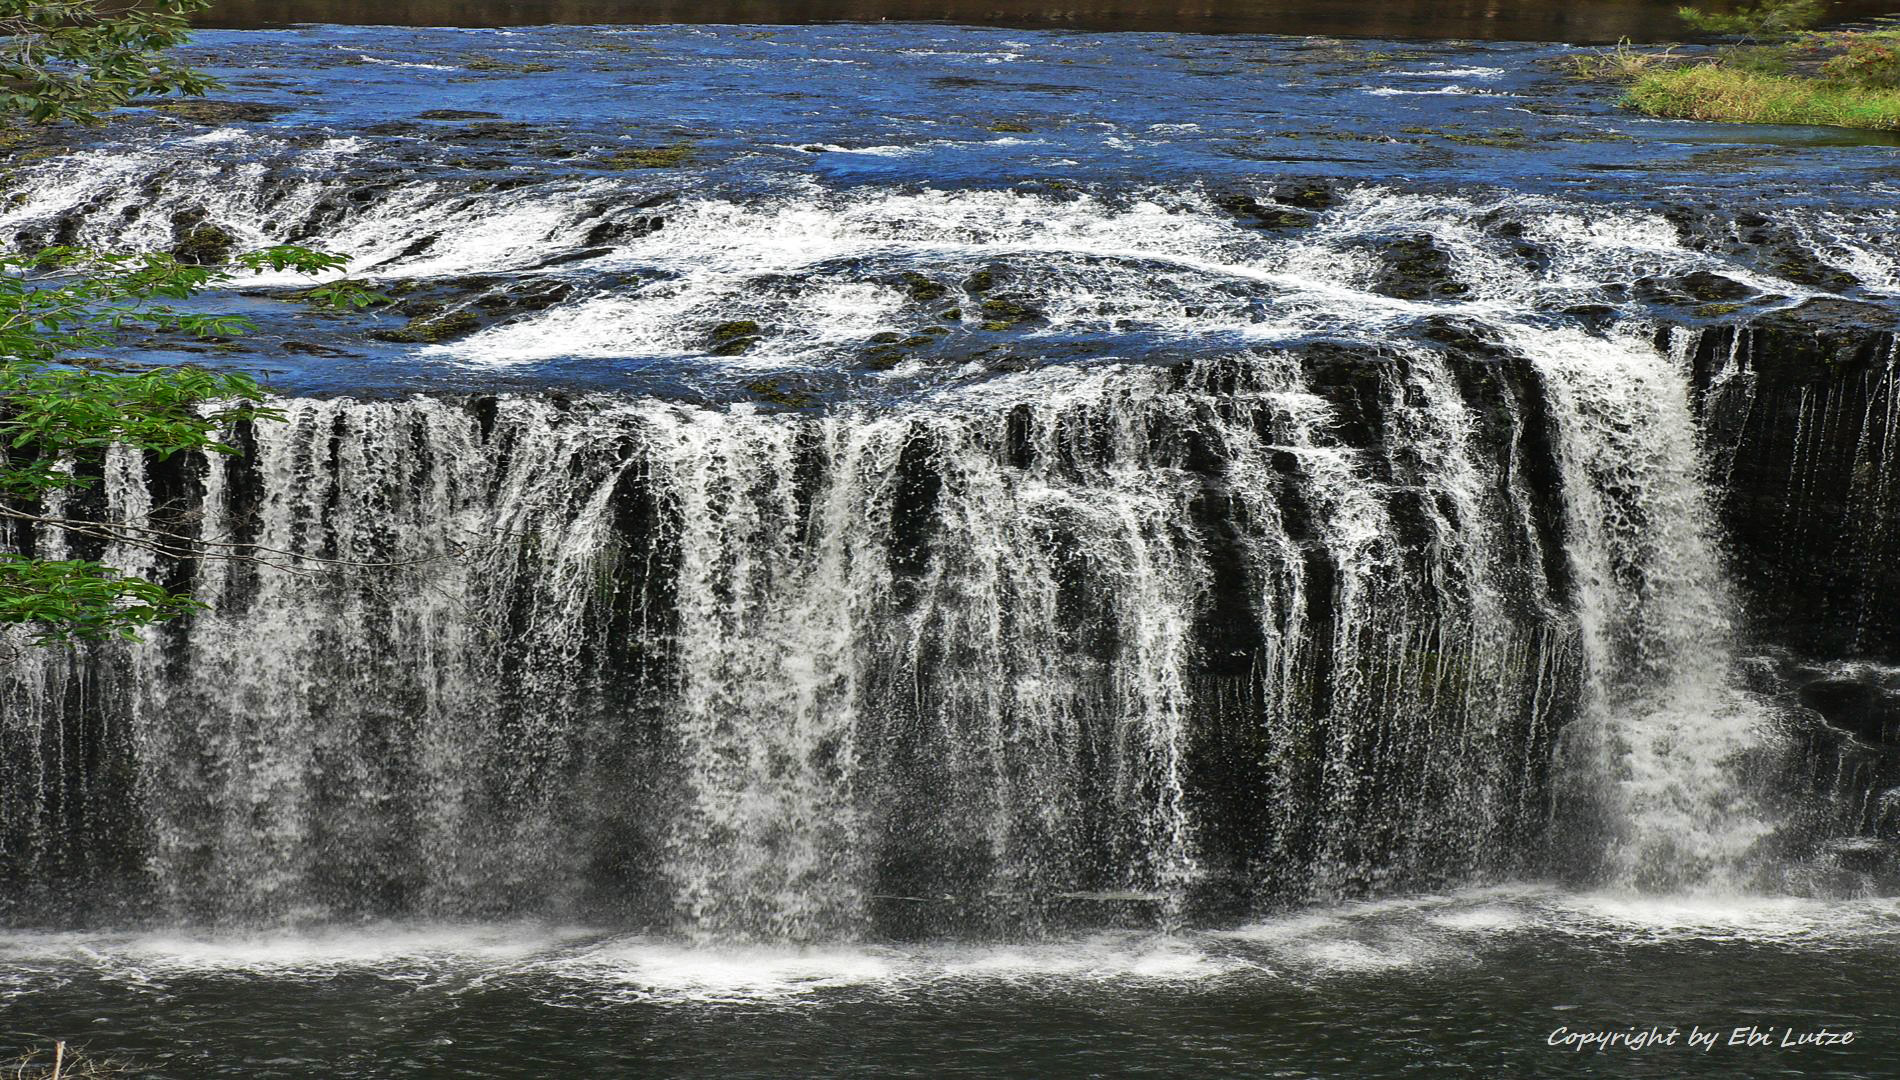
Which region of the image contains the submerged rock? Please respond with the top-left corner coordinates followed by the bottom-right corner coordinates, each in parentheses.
top-left (1213, 193), bottom-right (1313, 229)
top-left (708, 320), bottom-right (762, 355)
top-left (152, 100), bottom-right (293, 124)
top-left (371, 310), bottom-right (481, 344)
top-left (603, 143), bottom-right (696, 170)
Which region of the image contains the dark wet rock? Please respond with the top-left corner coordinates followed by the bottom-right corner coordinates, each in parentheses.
top-left (528, 247), bottom-right (617, 269)
top-left (169, 209), bottom-right (235, 265)
top-left (279, 340), bottom-right (353, 357)
top-left (1368, 235), bottom-right (1467, 301)
top-left (1691, 302), bottom-right (1900, 663)
top-left (371, 310), bottom-right (481, 344)
top-left (603, 143), bottom-right (695, 170)
top-left (462, 56), bottom-right (559, 74)
top-left (1419, 317), bottom-right (1510, 359)
top-left (361, 121), bottom-right (426, 137)
top-left (1663, 204), bottom-right (1865, 292)
top-left (987, 120), bottom-right (1034, 133)
top-left (582, 214), bottom-right (663, 246)
top-left (1742, 299), bottom-right (1899, 376)
top-left (441, 121), bottom-right (539, 143)
top-left (1790, 666), bottom-right (1900, 747)
top-left (708, 320), bottom-right (762, 355)
top-left (1269, 182), bottom-right (1341, 210)
top-left (1213, 193), bottom-right (1313, 229)
top-left (1679, 271), bottom-right (1754, 302)
top-left (152, 100), bottom-right (292, 124)
top-left (1562, 303), bottom-right (1618, 324)
top-left (393, 235), bottom-right (439, 261)
top-left (1635, 270), bottom-right (1760, 309)
top-left (418, 109), bottom-right (504, 120)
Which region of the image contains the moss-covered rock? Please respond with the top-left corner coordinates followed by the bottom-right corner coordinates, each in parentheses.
top-left (708, 320), bottom-right (762, 355)
top-left (1213, 193), bottom-right (1313, 229)
top-left (978, 296), bottom-right (1043, 329)
top-left (863, 344), bottom-right (910, 369)
top-left (897, 271), bottom-right (948, 303)
top-left (604, 143), bottom-right (695, 169)
top-left (746, 378), bottom-right (815, 407)
top-left (1272, 182), bottom-right (1340, 210)
top-left (371, 310), bottom-right (480, 344)
top-left (463, 56), bottom-right (559, 74)
top-left (963, 268), bottom-right (999, 294)
top-left (170, 216), bottom-right (235, 266)
top-left (153, 100), bottom-right (292, 124)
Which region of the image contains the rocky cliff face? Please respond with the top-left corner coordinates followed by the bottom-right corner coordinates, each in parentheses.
top-left (1696, 300), bottom-right (1900, 669)
top-left (1689, 302), bottom-right (1900, 875)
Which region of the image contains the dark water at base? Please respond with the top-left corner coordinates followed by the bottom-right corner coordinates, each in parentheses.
top-left (8, 890), bottom-right (1899, 1077)
top-left (203, 0), bottom-right (1900, 44)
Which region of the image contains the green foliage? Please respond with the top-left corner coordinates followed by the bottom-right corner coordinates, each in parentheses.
top-left (1627, 62), bottom-right (1900, 129)
top-left (1677, 0), bottom-right (1825, 39)
top-left (0, 246), bottom-right (372, 642)
top-left (1564, 38), bottom-right (1681, 81)
top-left (1821, 34), bottom-right (1900, 88)
top-left (1723, 44), bottom-right (1793, 75)
top-left (0, 0), bottom-right (383, 646)
top-left (0, 554), bottom-right (198, 640)
top-left (0, 0), bottom-right (219, 125)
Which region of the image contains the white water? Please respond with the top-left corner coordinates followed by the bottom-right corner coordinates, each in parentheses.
top-left (3, 348), bottom-right (1598, 933)
top-left (1519, 325), bottom-right (1785, 890)
top-left (0, 139), bottom-right (1880, 381)
top-left (8, 886), bottom-right (1899, 1008)
top-left (1, 140), bottom-right (1886, 934)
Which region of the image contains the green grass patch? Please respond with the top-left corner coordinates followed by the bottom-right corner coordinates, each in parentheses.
top-left (1628, 63), bottom-right (1900, 130)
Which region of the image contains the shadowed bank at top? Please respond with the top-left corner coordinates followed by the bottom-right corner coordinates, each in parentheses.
top-left (199, 0), bottom-right (1900, 45)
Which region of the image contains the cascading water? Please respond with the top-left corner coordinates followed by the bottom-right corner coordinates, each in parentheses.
top-left (4, 25), bottom-right (1898, 948)
top-left (1521, 325), bottom-right (1784, 890)
top-left (3, 348), bottom-right (1599, 935)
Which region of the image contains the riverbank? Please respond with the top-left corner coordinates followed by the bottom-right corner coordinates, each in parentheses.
top-left (198, 0), bottom-right (1900, 44)
top-left (1568, 22), bottom-right (1900, 131)
top-left (1628, 61), bottom-right (1900, 129)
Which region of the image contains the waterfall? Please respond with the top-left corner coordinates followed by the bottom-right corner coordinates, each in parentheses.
top-left (1518, 325), bottom-right (1785, 890)
top-left (3, 115), bottom-right (1892, 933)
top-left (1, 347), bottom-right (1602, 934)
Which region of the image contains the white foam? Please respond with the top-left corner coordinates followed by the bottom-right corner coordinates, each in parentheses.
top-left (1395, 66), bottom-right (1505, 78)
top-left (1364, 86), bottom-right (1498, 96)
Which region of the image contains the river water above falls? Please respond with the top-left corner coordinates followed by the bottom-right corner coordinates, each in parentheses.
top-left (2, 19), bottom-right (1899, 1078)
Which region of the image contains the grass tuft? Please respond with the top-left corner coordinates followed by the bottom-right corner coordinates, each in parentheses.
top-left (1627, 63), bottom-right (1900, 130)
top-left (1565, 39), bottom-right (1681, 80)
